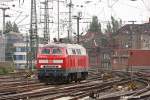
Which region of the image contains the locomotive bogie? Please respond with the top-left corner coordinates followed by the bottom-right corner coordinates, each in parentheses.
top-left (37, 68), bottom-right (88, 83)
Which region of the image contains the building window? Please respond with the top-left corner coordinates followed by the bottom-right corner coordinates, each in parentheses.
top-left (21, 47), bottom-right (26, 52)
top-left (16, 47), bottom-right (26, 52)
top-left (103, 54), bottom-right (109, 59)
top-left (113, 59), bottom-right (117, 64)
top-left (14, 55), bottom-right (26, 60)
top-left (16, 47), bottom-right (21, 52)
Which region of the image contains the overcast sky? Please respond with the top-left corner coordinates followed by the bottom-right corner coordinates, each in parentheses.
top-left (0, 0), bottom-right (150, 39)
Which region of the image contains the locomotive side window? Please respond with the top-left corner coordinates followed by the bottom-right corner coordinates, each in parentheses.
top-left (52, 48), bottom-right (62, 54)
top-left (67, 48), bottom-right (72, 55)
top-left (67, 48), bottom-right (76, 55)
top-left (72, 49), bottom-right (76, 54)
top-left (76, 49), bottom-right (81, 55)
top-left (81, 49), bottom-right (86, 55)
top-left (41, 48), bottom-right (50, 54)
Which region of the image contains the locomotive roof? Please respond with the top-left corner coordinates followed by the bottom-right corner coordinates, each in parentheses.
top-left (42, 43), bottom-right (85, 49)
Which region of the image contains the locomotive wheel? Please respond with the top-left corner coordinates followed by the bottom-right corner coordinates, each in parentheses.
top-left (38, 76), bottom-right (45, 82)
top-left (82, 72), bottom-right (87, 80)
top-left (67, 75), bottom-right (72, 83)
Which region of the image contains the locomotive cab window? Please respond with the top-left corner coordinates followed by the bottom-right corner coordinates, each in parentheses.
top-left (52, 48), bottom-right (62, 54)
top-left (41, 48), bottom-right (50, 54)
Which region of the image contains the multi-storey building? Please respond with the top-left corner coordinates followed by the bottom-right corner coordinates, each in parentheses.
top-left (13, 43), bottom-right (27, 69)
top-left (5, 31), bottom-right (24, 61)
top-left (80, 32), bottom-right (112, 70)
top-left (13, 42), bottom-right (44, 69)
top-left (115, 23), bottom-right (150, 49)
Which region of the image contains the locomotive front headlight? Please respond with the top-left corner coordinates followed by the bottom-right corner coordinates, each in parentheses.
top-left (58, 65), bottom-right (62, 68)
top-left (53, 60), bottom-right (63, 63)
top-left (40, 65), bottom-right (44, 68)
top-left (39, 59), bottom-right (49, 63)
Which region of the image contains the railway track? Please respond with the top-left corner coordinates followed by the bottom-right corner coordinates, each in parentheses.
top-left (92, 71), bottom-right (150, 100)
top-left (0, 67), bottom-right (150, 100)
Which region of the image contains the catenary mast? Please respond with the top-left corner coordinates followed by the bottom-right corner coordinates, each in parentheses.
top-left (29, 0), bottom-right (38, 70)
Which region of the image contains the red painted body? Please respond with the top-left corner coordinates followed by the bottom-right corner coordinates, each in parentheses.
top-left (36, 43), bottom-right (89, 83)
top-left (36, 48), bottom-right (67, 69)
top-left (36, 46), bottom-right (89, 70)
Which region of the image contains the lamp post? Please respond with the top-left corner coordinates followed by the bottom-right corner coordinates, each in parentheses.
top-left (73, 12), bottom-right (82, 44)
top-left (129, 24), bottom-right (134, 89)
top-left (0, 7), bottom-right (10, 62)
top-left (0, 7), bottom-right (10, 35)
top-left (57, 0), bottom-right (60, 41)
top-left (67, 0), bottom-right (73, 42)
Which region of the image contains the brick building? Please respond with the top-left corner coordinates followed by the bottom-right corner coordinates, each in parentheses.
top-left (112, 22), bottom-right (150, 70)
top-left (115, 23), bottom-right (150, 49)
top-left (80, 32), bottom-right (112, 69)
top-left (112, 49), bottom-right (129, 71)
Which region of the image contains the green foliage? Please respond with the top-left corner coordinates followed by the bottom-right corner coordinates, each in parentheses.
top-left (83, 16), bottom-right (122, 48)
top-left (5, 21), bottom-right (20, 61)
top-left (83, 16), bottom-right (110, 47)
top-left (105, 16), bottom-right (122, 35)
top-left (0, 67), bottom-right (13, 75)
top-left (5, 21), bottom-right (13, 33)
top-left (88, 16), bottom-right (101, 33)
top-left (12, 23), bottom-right (19, 33)
top-left (0, 62), bottom-right (15, 75)
top-left (5, 21), bottom-right (20, 34)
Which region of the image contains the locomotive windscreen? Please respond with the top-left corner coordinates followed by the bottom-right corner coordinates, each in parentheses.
top-left (52, 48), bottom-right (62, 54)
top-left (39, 47), bottom-right (63, 55)
top-left (41, 48), bottom-right (50, 54)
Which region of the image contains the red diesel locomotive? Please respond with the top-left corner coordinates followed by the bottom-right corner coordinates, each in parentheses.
top-left (36, 43), bottom-right (89, 83)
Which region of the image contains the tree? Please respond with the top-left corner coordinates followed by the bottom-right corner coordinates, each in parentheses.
top-left (105, 16), bottom-right (122, 35)
top-left (5, 21), bottom-right (13, 33)
top-left (104, 16), bottom-right (122, 48)
top-left (88, 16), bottom-right (101, 33)
top-left (5, 21), bottom-right (20, 61)
top-left (5, 21), bottom-right (20, 34)
top-left (12, 23), bottom-right (19, 33)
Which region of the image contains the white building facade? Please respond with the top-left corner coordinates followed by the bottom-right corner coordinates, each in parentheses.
top-left (13, 43), bottom-right (27, 69)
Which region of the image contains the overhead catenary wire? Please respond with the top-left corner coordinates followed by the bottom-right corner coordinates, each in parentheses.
top-left (141, 0), bottom-right (150, 11)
